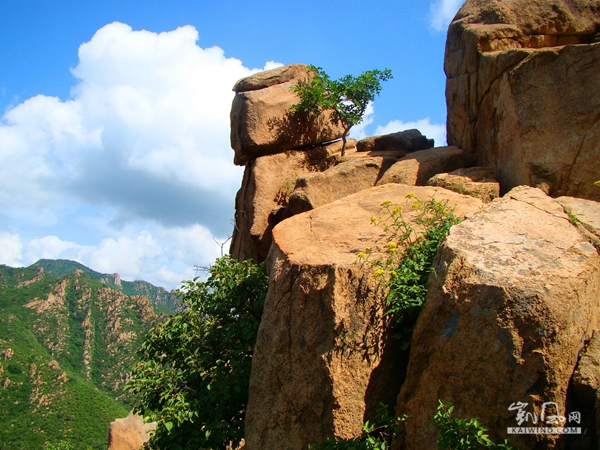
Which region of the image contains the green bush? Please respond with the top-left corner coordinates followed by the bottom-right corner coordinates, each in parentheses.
top-left (126, 256), bottom-right (268, 449)
top-left (431, 400), bottom-right (516, 450)
top-left (359, 195), bottom-right (459, 348)
top-left (308, 403), bottom-right (406, 450)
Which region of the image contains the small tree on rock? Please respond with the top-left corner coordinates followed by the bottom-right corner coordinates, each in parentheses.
top-left (291, 65), bottom-right (393, 156)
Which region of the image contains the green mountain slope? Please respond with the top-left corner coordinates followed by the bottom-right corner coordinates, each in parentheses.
top-left (32, 259), bottom-right (180, 314)
top-left (0, 263), bottom-right (165, 449)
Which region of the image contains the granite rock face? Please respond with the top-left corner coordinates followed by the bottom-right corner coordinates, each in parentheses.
top-left (230, 145), bottom-right (338, 263)
top-left (395, 187), bottom-right (600, 450)
top-left (244, 184), bottom-right (483, 450)
top-left (445, 0), bottom-right (600, 201)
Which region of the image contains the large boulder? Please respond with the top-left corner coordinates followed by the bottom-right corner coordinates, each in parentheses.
top-left (445, 0), bottom-right (600, 201)
top-left (107, 412), bottom-right (155, 450)
top-left (376, 146), bottom-right (465, 186)
top-left (244, 184), bottom-right (484, 450)
top-left (396, 187), bottom-right (600, 450)
top-left (230, 64), bottom-right (345, 165)
top-left (427, 166), bottom-right (500, 203)
top-left (286, 156), bottom-right (399, 216)
top-left (230, 142), bottom-right (342, 263)
top-left (356, 129), bottom-right (434, 152)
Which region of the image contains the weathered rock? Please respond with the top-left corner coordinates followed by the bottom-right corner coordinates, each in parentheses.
top-left (571, 331), bottom-right (600, 449)
top-left (107, 412), bottom-right (155, 450)
top-left (286, 156), bottom-right (399, 216)
top-left (230, 145), bottom-right (340, 263)
top-left (376, 146), bottom-right (465, 186)
top-left (244, 184), bottom-right (484, 450)
top-left (230, 64), bottom-right (345, 165)
top-left (395, 186), bottom-right (600, 450)
top-left (573, 331), bottom-right (600, 411)
top-left (556, 196), bottom-right (600, 240)
top-left (357, 129), bottom-right (434, 152)
top-left (427, 166), bottom-right (500, 202)
top-left (233, 64), bottom-right (309, 93)
top-left (445, 0), bottom-right (600, 201)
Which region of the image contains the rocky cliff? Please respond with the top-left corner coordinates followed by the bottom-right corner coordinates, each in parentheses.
top-left (230, 1), bottom-right (600, 449)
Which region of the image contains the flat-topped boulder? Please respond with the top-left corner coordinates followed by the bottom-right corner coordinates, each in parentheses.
top-left (446, 0), bottom-right (600, 201)
top-left (230, 64), bottom-right (345, 165)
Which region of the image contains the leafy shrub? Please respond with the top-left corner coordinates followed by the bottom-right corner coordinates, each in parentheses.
top-left (359, 195), bottom-right (459, 347)
top-left (308, 401), bottom-right (516, 450)
top-left (308, 403), bottom-right (406, 450)
top-left (431, 400), bottom-right (516, 450)
top-left (126, 256), bottom-right (269, 449)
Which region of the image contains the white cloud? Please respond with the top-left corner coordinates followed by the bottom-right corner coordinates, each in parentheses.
top-left (0, 22), bottom-right (281, 289)
top-left (429, 0), bottom-right (464, 31)
top-left (17, 223), bottom-right (222, 290)
top-left (0, 22), bottom-right (279, 229)
top-left (375, 118), bottom-right (447, 147)
top-left (348, 102), bottom-right (375, 141)
top-left (0, 232), bottom-right (23, 267)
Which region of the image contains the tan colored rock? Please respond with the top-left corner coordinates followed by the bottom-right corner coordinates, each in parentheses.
top-left (376, 146), bottom-right (465, 186)
top-left (107, 412), bottom-right (156, 450)
top-left (356, 129), bottom-right (434, 152)
top-left (556, 196), bottom-right (600, 238)
top-left (244, 184), bottom-right (484, 450)
top-left (427, 166), bottom-right (500, 202)
top-left (395, 186), bottom-right (600, 450)
top-left (445, 0), bottom-right (600, 201)
top-left (233, 64), bottom-right (309, 93)
top-left (571, 331), bottom-right (600, 449)
top-left (230, 145), bottom-right (339, 263)
top-left (286, 156), bottom-right (399, 216)
top-left (230, 64), bottom-right (345, 165)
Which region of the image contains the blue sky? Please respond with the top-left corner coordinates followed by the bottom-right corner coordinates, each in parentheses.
top-left (0, 0), bottom-right (463, 290)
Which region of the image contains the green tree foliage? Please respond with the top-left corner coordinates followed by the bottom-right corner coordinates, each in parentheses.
top-left (431, 400), bottom-right (516, 450)
top-left (126, 256), bottom-right (269, 449)
top-left (308, 403), bottom-right (406, 450)
top-left (291, 65), bottom-right (393, 155)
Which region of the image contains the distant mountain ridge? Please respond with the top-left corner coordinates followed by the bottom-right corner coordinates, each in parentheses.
top-left (32, 259), bottom-right (179, 314)
top-left (0, 260), bottom-right (168, 448)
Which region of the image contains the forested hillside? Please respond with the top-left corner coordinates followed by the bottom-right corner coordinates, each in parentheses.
top-left (0, 262), bottom-right (168, 449)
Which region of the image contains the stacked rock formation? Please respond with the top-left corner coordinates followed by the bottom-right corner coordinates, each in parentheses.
top-left (229, 3), bottom-right (600, 445)
top-left (229, 64), bottom-right (444, 263)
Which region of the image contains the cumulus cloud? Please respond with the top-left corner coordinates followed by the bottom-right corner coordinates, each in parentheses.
top-left (348, 102), bottom-right (375, 141)
top-left (0, 22), bottom-right (278, 232)
top-left (16, 223), bottom-right (221, 289)
top-left (0, 22), bottom-right (280, 289)
top-left (375, 118), bottom-right (447, 147)
top-left (429, 0), bottom-right (464, 31)
top-left (0, 232), bottom-right (23, 267)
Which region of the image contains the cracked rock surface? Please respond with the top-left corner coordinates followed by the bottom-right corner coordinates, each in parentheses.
top-left (244, 184), bottom-right (483, 450)
top-left (446, 0), bottom-right (600, 201)
top-left (396, 186), bottom-right (600, 450)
